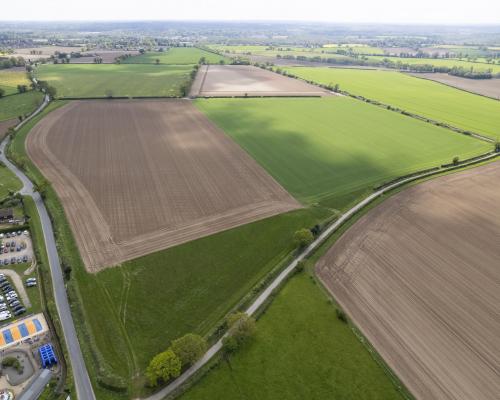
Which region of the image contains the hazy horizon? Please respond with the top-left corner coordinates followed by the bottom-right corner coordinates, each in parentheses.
top-left (2, 0), bottom-right (500, 24)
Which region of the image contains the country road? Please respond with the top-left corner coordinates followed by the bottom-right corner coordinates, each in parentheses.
top-left (0, 96), bottom-right (96, 400)
top-left (142, 150), bottom-right (498, 400)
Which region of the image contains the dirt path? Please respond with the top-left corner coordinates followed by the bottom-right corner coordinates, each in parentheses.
top-left (316, 161), bottom-right (500, 400)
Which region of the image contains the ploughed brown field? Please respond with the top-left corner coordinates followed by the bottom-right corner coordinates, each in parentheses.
top-left (409, 72), bottom-right (500, 99)
top-left (26, 100), bottom-right (300, 272)
top-left (316, 162), bottom-right (500, 400)
top-left (190, 64), bottom-right (331, 97)
top-left (0, 119), bottom-right (16, 140)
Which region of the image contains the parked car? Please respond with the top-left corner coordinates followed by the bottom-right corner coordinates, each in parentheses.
top-left (7, 291), bottom-right (17, 296)
top-left (10, 257), bottom-right (16, 264)
top-left (0, 312), bottom-right (11, 321)
top-left (9, 300), bottom-right (20, 308)
top-left (12, 304), bottom-right (24, 312)
top-left (2, 286), bottom-right (13, 293)
top-left (22, 255), bottom-right (28, 262)
top-left (23, 230), bottom-right (29, 236)
top-left (26, 281), bottom-right (37, 287)
top-left (13, 308), bottom-right (25, 316)
top-left (0, 305), bottom-right (7, 312)
top-left (0, 281), bottom-right (10, 288)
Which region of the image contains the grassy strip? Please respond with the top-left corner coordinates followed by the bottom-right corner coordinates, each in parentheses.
top-left (22, 195), bottom-right (73, 398)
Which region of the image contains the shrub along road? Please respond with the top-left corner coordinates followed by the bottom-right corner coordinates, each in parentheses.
top-left (0, 96), bottom-right (96, 400)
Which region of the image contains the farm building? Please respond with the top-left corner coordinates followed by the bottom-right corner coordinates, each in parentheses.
top-left (0, 314), bottom-right (49, 352)
top-left (0, 209), bottom-right (13, 221)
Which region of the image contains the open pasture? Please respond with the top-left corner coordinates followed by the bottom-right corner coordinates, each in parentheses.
top-left (285, 67), bottom-right (500, 138)
top-left (191, 65), bottom-right (331, 97)
top-left (408, 72), bottom-right (500, 99)
top-left (34, 63), bottom-right (193, 98)
top-left (0, 90), bottom-right (44, 122)
top-left (196, 97), bottom-right (490, 209)
top-left (316, 161), bottom-right (500, 400)
top-left (0, 69), bottom-right (30, 95)
top-left (180, 273), bottom-right (404, 400)
top-left (26, 99), bottom-right (300, 271)
top-left (124, 47), bottom-right (228, 64)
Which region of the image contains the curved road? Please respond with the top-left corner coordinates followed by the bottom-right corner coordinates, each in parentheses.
top-left (143, 150), bottom-right (498, 400)
top-left (0, 97), bottom-right (96, 400)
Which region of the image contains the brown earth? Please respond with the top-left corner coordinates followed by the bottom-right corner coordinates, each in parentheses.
top-left (0, 119), bottom-right (16, 140)
top-left (316, 162), bottom-right (500, 400)
top-left (409, 72), bottom-right (500, 100)
top-left (8, 47), bottom-right (139, 64)
top-left (26, 100), bottom-right (301, 272)
top-left (191, 64), bottom-right (331, 97)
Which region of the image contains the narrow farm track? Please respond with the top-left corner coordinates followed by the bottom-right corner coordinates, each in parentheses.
top-left (0, 97), bottom-right (96, 400)
top-left (142, 151), bottom-right (499, 400)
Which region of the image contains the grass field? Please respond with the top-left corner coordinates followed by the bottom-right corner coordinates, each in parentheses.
top-left (366, 55), bottom-right (500, 72)
top-left (0, 91), bottom-right (44, 121)
top-left (208, 45), bottom-right (355, 60)
top-left (35, 64), bottom-right (194, 98)
top-left (196, 97), bottom-right (491, 208)
top-left (180, 273), bottom-right (404, 400)
top-left (124, 47), bottom-right (228, 64)
top-left (0, 163), bottom-right (22, 199)
top-left (0, 69), bottom-right (30, 95)
top-left (284, 67), bottom-right (500, 139)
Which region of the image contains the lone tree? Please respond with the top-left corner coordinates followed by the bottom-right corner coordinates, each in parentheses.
top-left (452, 156), bottom-right (460, 165)
top-left (105, 89), bottom-right (114, 99)
top-left (155, 58), bottom-right (160, 65)
top-left (171, 333), bottom-right (207, 367)
top-left (293, 228), bottom-right (314, 249)
top-left (0, 88), bottom-right (5, 98)
top-left (145, 349), bottom-right (181, 387)
top-left (222, 312), bottom-right (256, 354)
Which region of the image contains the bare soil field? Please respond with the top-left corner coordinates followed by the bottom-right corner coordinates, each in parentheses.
top-left (7, 47), bottom-right (138, 64)
top-left (0, 119), bottom-right (16, 140)
top-left (409, 72), bottom-right (500, 100)
top-left (316, 162), bottom-right (500, 400)
top-left (26, 100), bottom-right (300, 272)
top-left (71, 50), bottom-right (140, 64)
top-left (191, 64), bottom-right (331, 97)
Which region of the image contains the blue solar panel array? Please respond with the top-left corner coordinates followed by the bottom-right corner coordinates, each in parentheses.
top-left (39, 343), bottom-right (57, 368)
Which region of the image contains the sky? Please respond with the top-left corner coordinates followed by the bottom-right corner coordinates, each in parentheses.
top-left (2, 0), bottom-right (500, 24)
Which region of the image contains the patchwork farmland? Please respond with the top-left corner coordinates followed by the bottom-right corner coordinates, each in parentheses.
top-left (26, 99), bottom-right (300, 271)
top-left (316, 162), bottom-right (500, 400)
top-left (191, 65), bottom-right (331, 97)
top-left (284, 67), bottom-right (500, 138)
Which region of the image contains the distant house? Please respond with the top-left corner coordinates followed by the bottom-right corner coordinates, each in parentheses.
top-left (0, 208), bottom-right (13, 221)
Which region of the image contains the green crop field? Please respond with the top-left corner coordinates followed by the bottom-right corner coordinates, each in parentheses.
top-left (0, 90), bottom-right (44, 121)
top-left (180, 273), bottom-right (404, 400)
top-left (196, 97), bottom-right (490, 208)
top-left (0, 69), bottom-right (31, 95)
top-left (124, 47), bottom-right (228, 64)
top-left (365, 55), bottom-right (500, 72)
top-left (284, 67), bottom-right (500, 139)
top-left (208, 45), bottom-right (355, 60)
top-left (323, 43), bottom-right (385, 54)
top-left (35, 63), bottom-right (194, 98)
